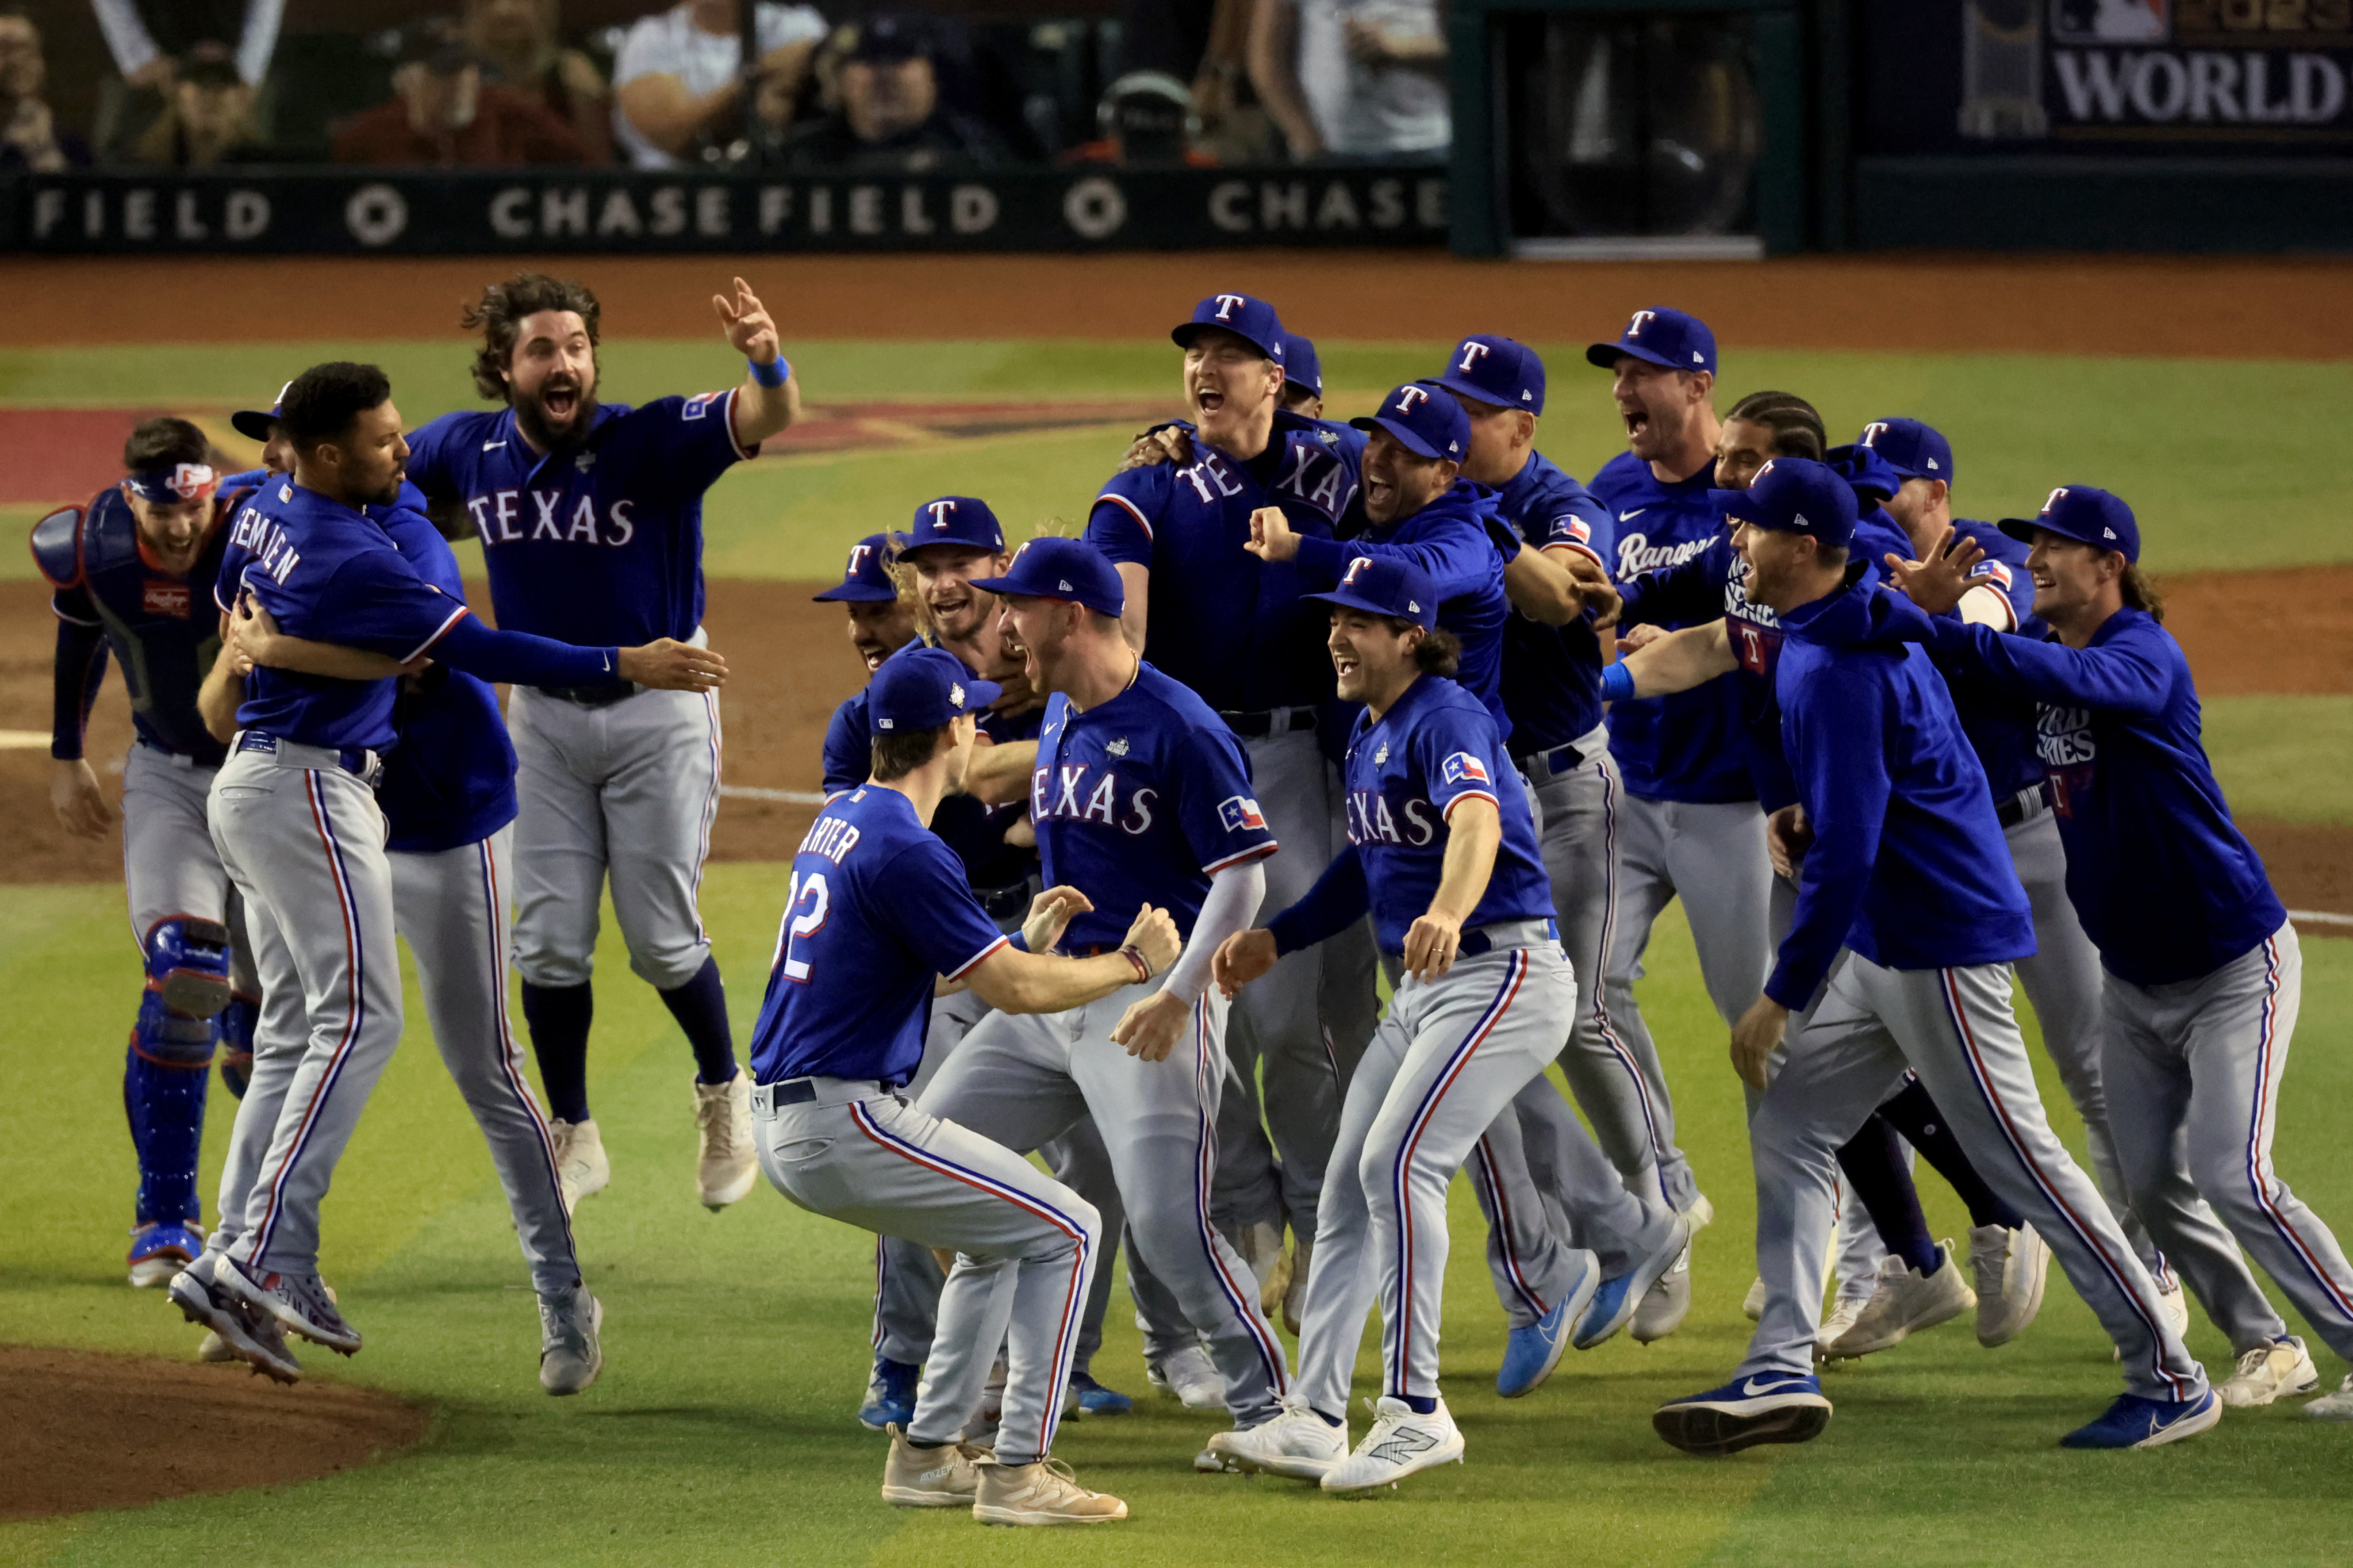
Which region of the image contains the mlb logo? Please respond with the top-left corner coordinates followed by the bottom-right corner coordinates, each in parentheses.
top-left (1442, 752), bottom-right (1490, 786)
top-left (142, 579), bottom-right (190, 618)
top-left (682, 390), bottom-right (724, 422)
top-left (2052, 0), bottom-right (2166, 41)
top-left (1218, 795), bottom-right (1266, 832)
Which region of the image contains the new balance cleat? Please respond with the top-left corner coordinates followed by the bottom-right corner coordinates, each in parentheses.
top-left (1208, 1396), bottom-right (1350, 1480)
top-left (2060, 1390), bottom-right (2220, 1449)
top-left (973, 1457), bottom-right (1126, 1525)
top-left (216, 1255), bottom-right (361, 1354)
top-left (1321, 1396), bottom-right (1465, 1492)
top-left (1654, 1373), bottom-right (1832, 1457)
top-left (1499, 1249), bottom-right (1599, 1397)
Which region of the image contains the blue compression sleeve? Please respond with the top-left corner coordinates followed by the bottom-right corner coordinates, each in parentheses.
top-left (1266, 845), bottom-right (1370, 956)
top-left (430, 614), bottom-right (623, 689)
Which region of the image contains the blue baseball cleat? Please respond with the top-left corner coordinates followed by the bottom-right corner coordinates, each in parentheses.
top-left (1574, 1212), bottom-right (1694, 1350)
top-left (1654, 1372), bottom-right (1832, 1457)
top-left (857, 1356), bottom-right (920, 1432)
top-left (1067, 1372), bottom-right (1133, 1417)
top-left (2060, 1389), bottom-right (2221, 1450)
top-left (1498, 1249), bottom-right (1600, 1398)
top-left (127, 1221), bottom-right (203, 1288)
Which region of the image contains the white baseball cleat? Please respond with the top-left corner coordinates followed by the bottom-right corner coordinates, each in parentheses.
top-left (1208, 1396), bottom-right (1350, 1480)
top-left (2219, 1336), bottom-right (2318, 1408)
top-left (1320, 1396), bottom-right (1465, 1493)
top-left (695, 1071), bottom-right (759, 1210)
top-left (539, 1287), bottom-right (604, 1395)
top-left (972, 1457), bottom-right (1127, 1526)
top-left (1812, 1297), bottom-right (1867, 1363)
top-left (1146, 1343), bottom-right (1226, 1411)
top-left (1631, 1246), bottom-right (1693, 1344)
top-left (549, 1118), bottom-right (610, 1213)
top-left (169, 1261), bottom-right (302, 1384)
top-left (881, 1425), bottom-right (986, 1507)
top-left (1824, 1245), bottom-right (1974, 1359)
top-left (2304, 1373), bottom-right (2353, 1420)
top-left (217, 1255), bottom-right (362, 1355)
top-left (1968, 1223), bottom-right (2050, 1347)
top-left (1742, 1276), bottom-right (1768, 1321)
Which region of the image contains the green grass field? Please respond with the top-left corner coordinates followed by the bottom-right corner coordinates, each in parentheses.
top-left (4, 878), bottom-right (2351, 1568)
top-left (5, 329), bottom-right (2351, 1564)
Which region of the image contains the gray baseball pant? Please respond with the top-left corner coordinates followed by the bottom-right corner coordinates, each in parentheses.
top-left (755, 1080), bottom-right (1099, 1468)
top-left (507, 685), bottom-right (722, 991)
top-left (208, 742), bottom-right (403, 1276)
top-left (918, 982), bottom-right (1290, 1428)
top-left (121, 742), bottom-right (261, 997)
top-left (1213, 724), bottom-right (1380, 1243)
top-left (871, 984), bottom-right (1125, 1378)
top-left (1605, 794), bottom-right (1772, 1210)
top-left (1742, 954), bottom-right (2209, 1404)
top-left (1296, 933), bottom-right (1580, 1411)
top-left (2104, 924), bottom-right (2353, 1363)
top-left (204, 872), bottom-right (309, 1261)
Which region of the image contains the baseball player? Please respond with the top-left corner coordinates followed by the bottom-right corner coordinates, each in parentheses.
top-left (1085, 292), bottom-right (1378, 1340)
top-left (815, 532), bottom-right (915, 687)
top-left (161, 362), bottom-right (720, 1369)
top-left (1424, 334), bottom-right (1712, 1360)
top-left (1880, 486), bottom-right (2353, 1417)
top-left (825, 501), bottom-right (1136, 1430)
top-left (403, 272), bottom-right (799, 1212)
top-left (1643, 459), bottom-right (2213, 1456)
top-left (1583, 308), bottom-right (1767, 1233)
top-left (1204, 556), bottom-right (1676, 1490)
top-left (1278, 332), bottom-right (1324, 418)
top-left (747, 646), bottom-right (1178, 1526)
top-left (182, 400), bottom-right (607, 1392)
top-left (34, 418), bottom-right (261, 1287)
top-left (911, 536), bottom-right (1296, 1458)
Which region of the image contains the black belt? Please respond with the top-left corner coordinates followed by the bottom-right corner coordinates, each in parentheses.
top-left (760, 1077), bottom-right (887, 1106)
top-left (1218, 708), bottom-right (1317, 737)
top-left (1996, 779), bottom-right (2054, 829)
top-left (534, 680), bottom-right (639, 707)
top-left (1516, 737), bottom-right (1594, 778)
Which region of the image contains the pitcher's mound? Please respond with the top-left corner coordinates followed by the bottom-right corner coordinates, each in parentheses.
top-left (0, 1343), bottom-right (429, 1521)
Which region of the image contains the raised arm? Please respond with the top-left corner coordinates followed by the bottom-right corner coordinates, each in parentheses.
top-left (965, 901), bottom-right (1182, 1016)
top-left (962, 737), bottom-right (1038, 806)
top-left (1613, 620), bottom-right (1736, 698)
top-left (714, 276), bottom-right (799, 448)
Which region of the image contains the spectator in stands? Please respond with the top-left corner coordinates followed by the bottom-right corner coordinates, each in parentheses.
top-left (333, 21), bottom-right (586, 166)
top-left (1059, 72), bottom-right (1215, 166)
top-left (613, 0), bottom-right (827, 170)
top-left (93, 0), bottom-right (281, 93)
top-left (130, 42), bottom-right (264, 166)
top-left (780, 14), bottom-right (1002, 173)
top-left (466, 0), bottom-right (613, 165)
top-left (0, 7), bottom-right (89, 170)
top-left (1248, 0), bottom-right (1448, 160)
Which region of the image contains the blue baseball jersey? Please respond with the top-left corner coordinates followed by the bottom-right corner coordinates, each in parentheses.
top-left (403, 390), bottom-right (756, 648)
top-left (1028, 661), bottom-right (1277, 950)
top-left (1619, 505), bottom-right (1913, 813)
top-left (1337, 675), bottom-right (1553, 955)
top-left (1765, 571), bottom-right (2034, 1009)
top-left (1906, 605), bottom-right (2284, 988)
top-left (219, 479), bottom-right (618, 750)
top-left (1299, 478), bottom-right (1512, 737)
top-left (1491, 450), bottom-right (1615, 755)
top-left (1926, 520), bottom-right (2048, 800)
top-left (37, 484), bottom-right (241, 766)
top-left (747, 785), bottom-right (1013, 1087)
top-left (1086, 412), bottom-right (1364, 713)
top-left (1590, 451), bottom-right (1751, 803)
top-left (368, 497), bottom-right (520, 854)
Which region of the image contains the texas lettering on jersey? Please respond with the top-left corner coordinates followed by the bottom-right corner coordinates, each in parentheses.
top-left (1346, 788), bottom-right (1441, 848)
top-left (1030, 761), bottom-right (1158, 837)
top-left (464, 488), bottom-right (638, 549)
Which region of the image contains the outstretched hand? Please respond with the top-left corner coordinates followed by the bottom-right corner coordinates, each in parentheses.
top-left (1885, 525), bottom-right (1985, 616)
top-left (1021, 884), bottom-right (1093, 955)
top-left (713, 276), bottom-right (780, 365)
top-left (618, 639), bottom-right (729, 691)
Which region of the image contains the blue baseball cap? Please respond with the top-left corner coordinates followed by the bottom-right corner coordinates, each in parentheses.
top-left (898, 495), bottom-right (1005, 555)
top-left (968, 535), bottom-right (1125, 618)
top-left (1432, 334), bottom-right (1545, 414)
top-left (1857, 418), bottom-right (1954, 484)
top-left (1282, 333), bottom-right (1323, 398)
top-left (1712, 456), bottom-right (1857, 549)
top-left (1173, 292), bottom-right (1286, 364)
top-left (1305, 554), bottom-right (1438, 631)
top-left (868, 645), bottom-right (1000, 734)
top-left (811, 532), bottom-right (900, 603)
top-left (1350, 380), bottom-right (1470, 462)
top-left (1585, 307), bottom-right (1717, 376)
top-left (230, 380), bottom-right (292, 442)
top-left (1825, 441), bottom-right (1904, 507)
top-left (2000, 484), bottom-right (2139, 563)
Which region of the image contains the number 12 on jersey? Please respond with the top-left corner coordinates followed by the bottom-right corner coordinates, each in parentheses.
top-left (774, 870), bottom-right (831, 982)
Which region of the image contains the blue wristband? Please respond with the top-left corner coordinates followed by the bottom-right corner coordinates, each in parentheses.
top-left (748, 355), bottom-right (788, 387)
top-left (1600, 662), bottom-right (1636, 703)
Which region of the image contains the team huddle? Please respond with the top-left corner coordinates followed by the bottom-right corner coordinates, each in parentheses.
top-left (41, 273), bottom-right (2353, 1528)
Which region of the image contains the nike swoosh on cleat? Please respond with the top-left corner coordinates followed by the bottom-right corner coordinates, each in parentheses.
top-left (1741, 1377), bottom-right (1812, 1397)
top-left (1618, 507), bottom-right (1648, 521)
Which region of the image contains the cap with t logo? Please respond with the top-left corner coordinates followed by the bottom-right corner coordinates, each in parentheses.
top-left (1305, 554), bottom-right (1438, 630)
top-left (1432, 335), bottom-right (1546, 414)
top-left (1349, 380), bottom-right (1471, 460)
top-left (1585, 307), bottom-right (1717, 375)
top-left (1999, 484), bottom-right (2139, 563)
